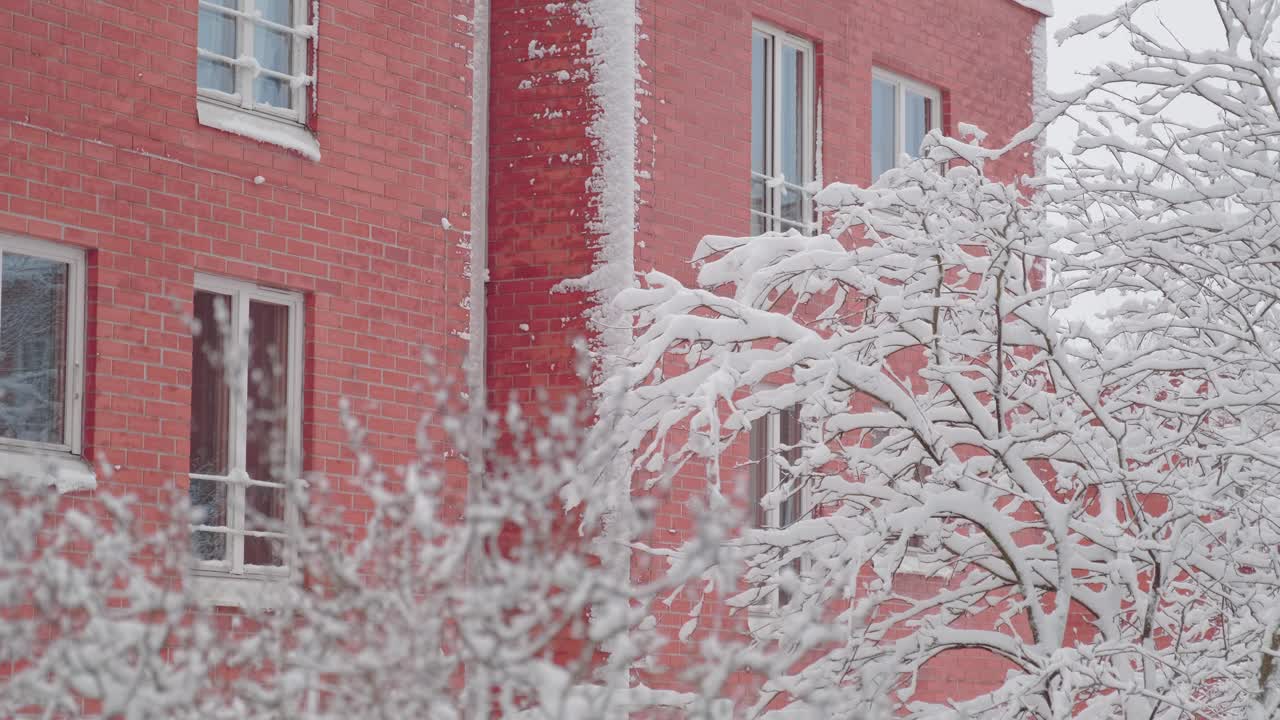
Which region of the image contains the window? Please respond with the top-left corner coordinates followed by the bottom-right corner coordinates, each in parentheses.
top-left (188, 275), bottom-right (303, 580)
top-left (751, 23), bottom-right (816, 235)
top-left (0, 235), bottom-right (85, 457)
top-left (871, 69), bottom-right (942, 181)
top-left (749, 406), bottom-right (804, 531)
top-left (198, 0), bottom-right (311, 123)
top-left (196, 0), bottom-right (320, 159)
top-left (750, 405), bottom-right (806, 605)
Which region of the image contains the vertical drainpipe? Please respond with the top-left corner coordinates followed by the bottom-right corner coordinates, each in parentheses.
top-left (467, 0), bottom-right (490, 429)
top-left (464, 0), bottom-right (490, 716)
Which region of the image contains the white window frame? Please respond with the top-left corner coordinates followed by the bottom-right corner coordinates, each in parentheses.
top-left (196, 0), bottom-right (312, 126)
top-left (751, 21), bottom-right (817, 235)
top-left (871, 68), bottom-right (943, 179)
top-left (0, 234), bottom-right (86, 459)
top-left (189, 274), bottom-right (304, 595)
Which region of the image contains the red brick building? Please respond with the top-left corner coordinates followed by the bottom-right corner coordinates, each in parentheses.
top-left (0, 0), bottom-right (1047, 707)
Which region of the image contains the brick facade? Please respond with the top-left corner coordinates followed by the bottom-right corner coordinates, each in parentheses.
top-left (2, 0), bottom-right (1044, 711)
top-left (1, 0), bottom-right (476, 526)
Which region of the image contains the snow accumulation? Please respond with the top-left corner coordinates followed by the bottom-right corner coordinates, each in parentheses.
top-left (1030, 16), bottom-right (1049, 176)
top-left (197, 101), bottom-right (321, 161)
top-left (1013, 0), bottom-right (1053, 15)
top-left (2, 450), bottom-right (96, 493)
top-left (556, 0), bottom-right (637, 367)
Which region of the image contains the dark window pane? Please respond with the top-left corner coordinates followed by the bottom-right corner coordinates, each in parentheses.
top-left (257, 0), bottom-right (292, 26)
top-left (255, 76), bottom-right (292, 109)
top-left (198, 8), bottom-right (236, 58)
top-left (751, 176), bottom-right (767, 219)
top-left (780, 186), bottom-right (805, 227)
top-left (190, 291), bottom-right (231, 475)
top-left (778, 406), bottom-right (804, 605)
top-left (751, 33), bottom-right (769, 177)
top-left (778, 406), bottom-right (802, 528)
top-left (244, 483), bottom-right (285, 566)
top-left (190, 478), bottom-right (227, 525)
top-left (255, 26), bottom-right (292, 74)
top-left (254, 26), bottom-right (293, 108)
top-left (245, 301), bottom-right (290, 486)
top-left (191, 530), bottom-right (226, 562)
top-left (904, 90), bottom-right (933, 160)
top-left (871, 78), bottom-right (897, 181)
top-left (0, 253), bottom-right (68, 445)
top-left (198, 58), bottom-right (235, 94)
top-left (244, 535), bottom-right (284, 567)
top-left (749, 415), bottom-right (769, 528)
top-left (190, 476), bottom-right (228, 562)
top-left (751, 212), bottom-right (769, 236)
top-left (779, 46), bottom-right (804, 189)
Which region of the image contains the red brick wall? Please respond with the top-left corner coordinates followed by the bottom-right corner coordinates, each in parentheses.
top-left (0, 0), bottom-right (475, 528)
top-left (485, 0), bottom-right (598, 411)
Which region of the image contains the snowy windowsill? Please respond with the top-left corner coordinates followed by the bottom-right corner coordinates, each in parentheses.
top-left (0, 446), bottom-right (96, 493)
top-left (196, 98), bottom-right (321, 161)
top-left (191, 572), bottom-right (298, 611)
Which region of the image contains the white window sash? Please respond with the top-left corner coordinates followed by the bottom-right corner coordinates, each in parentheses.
top-left (0, 234), bottom-right (86, 456)
top-left (751, 21), bottom-right (817, 236)
top-left (196, 0), bottom-right (311, 126)
top-left (191, 274), bottom-right (303, 578)
top-left (871, 67), bottom-right (943, 170)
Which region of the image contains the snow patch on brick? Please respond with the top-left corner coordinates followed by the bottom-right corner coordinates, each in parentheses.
top-left (1012, 0), bottom-right (1052, 16)
top-left (528, 40), bottom-right (561, 59)
top-left (1031, 16), bottom-right (1049, 176)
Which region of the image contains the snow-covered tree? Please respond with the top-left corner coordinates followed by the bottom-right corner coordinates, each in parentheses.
top-left (0, 372), bottom-right (720, 719)
top-left (10, 2), bottom-right (1280, 718)
top-left (599, 1), bottom-right (1280, 717)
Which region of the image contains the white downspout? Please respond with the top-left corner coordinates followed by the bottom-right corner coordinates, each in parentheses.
top-left (467, 0), bottom-right (490, 426)
top-left (464, 0), bottom-right (490, 716)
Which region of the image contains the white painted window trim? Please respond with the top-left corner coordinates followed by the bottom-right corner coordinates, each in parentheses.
top-left (871, 67), bottom-right (943, 177)
top-left (0, 234), bottom-right (92, 492)
top-left (751, 21), bottom-right (817, 235)
top-left (189, 274), bottom-right (304, 600)
top-left (196, 0), bottom-right (320, 159)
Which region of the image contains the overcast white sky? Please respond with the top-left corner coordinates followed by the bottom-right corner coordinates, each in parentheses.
top-left (1043, 1), bottom-right (1225, 326)
top-left (1046, 0), bottom-right (1223, 92)
top-left (1045, 0), bottom-right (1224, 150)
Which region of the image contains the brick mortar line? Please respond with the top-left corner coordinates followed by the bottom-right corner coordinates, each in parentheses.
top-left (6, 117), bottom-right (264, 189)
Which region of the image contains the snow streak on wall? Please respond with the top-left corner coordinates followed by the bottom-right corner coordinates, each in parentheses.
top-left (559, 0), bottom-right (638, 377)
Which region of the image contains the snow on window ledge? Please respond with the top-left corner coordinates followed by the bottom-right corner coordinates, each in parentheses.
top-left (0, 447), bottom-right (96, 493)
top-left (190, 573), bottom-right (297, 610)
top-left (196, 99), bottom-right (321, 161)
